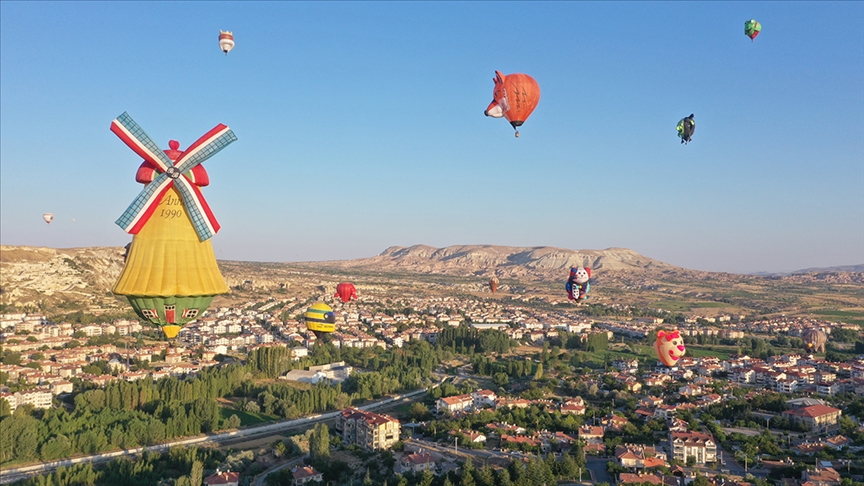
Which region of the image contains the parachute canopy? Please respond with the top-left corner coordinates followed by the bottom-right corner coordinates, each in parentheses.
top-left (305, 302), bottom-right (336, 336)
top-left (654, 330), bottom-right (686, 367)
top-left (335, 282), bottom-right (358, 303)
top-left (219, 30), bottom-right (235, 55)
top-left (745, 19), bottom-right (762, 41)
top-left (489, 276), bottom-right (500, 293)
top-left (677, 114), bottom-right (695, 144)
top-left (802, 328), bottom-right (827, 353)
top-left (43, 213), bottom-right (54, 224)
top-left (484, 71), bottom-right (540, 137)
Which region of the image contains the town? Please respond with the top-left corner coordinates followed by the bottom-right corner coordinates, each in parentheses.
top-left (1, 287), bottom-right (863, 486)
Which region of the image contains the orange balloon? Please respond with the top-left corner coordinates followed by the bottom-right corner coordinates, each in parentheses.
top-left (484, 71), bottom-right (540, 136)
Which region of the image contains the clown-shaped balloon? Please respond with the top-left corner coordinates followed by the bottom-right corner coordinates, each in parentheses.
top-left (654, 330), bottom-right (686, 367)
top-left (565, 266), bottom-right (591, 302)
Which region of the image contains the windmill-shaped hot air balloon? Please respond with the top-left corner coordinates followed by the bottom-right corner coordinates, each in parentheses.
top-left (110, 112), bottom-right (237, 340)
top-left (485, 71), bottom-right (540, 137)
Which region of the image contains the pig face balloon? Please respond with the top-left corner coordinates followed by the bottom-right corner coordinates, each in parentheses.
top-left (654, 330), bottom-right (686, 367)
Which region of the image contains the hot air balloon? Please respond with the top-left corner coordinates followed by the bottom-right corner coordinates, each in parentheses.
top-left (745, 19), bottom-right (762, 41)
top-left (110, 112), bottom-right (236, 340)
top-left (677, 114), bottom-right (695, 144)
top-left (565, 267), bottom-right (591, 302)
top-left (219, 30), bottom-right (235, 55)
top-left (801, 328), bottom-right (827, 354)
top-left (484, 71), bottom-right (540, 138)
top-left (489, 276), bottom-right (500, 293)
top-left (654, 330), bottom-right (686, 367)
top-left (335, 282), bottom-right (358, 303)
top-left (305, 302), bottom-right (337, 338)
top-left (43, 213), bottom-right (54, 224)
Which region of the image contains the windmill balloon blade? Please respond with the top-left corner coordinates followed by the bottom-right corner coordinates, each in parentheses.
top-left (110, 112), bottom-right (174, 171)
top-left (173, 125), bottom-right (237, 174)
top-left (116, 173), bottom-right (174, 234)
top-left (173, 175), bottom-right (218, 241)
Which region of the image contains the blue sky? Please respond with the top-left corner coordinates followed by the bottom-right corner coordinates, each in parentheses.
top-left (1, 2), bottom-right (862, 274)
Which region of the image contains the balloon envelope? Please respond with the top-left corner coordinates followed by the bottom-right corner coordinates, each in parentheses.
top-left (489, 276), bottom-right (499, 293)
top-left (335, 282), bottom-right (358, 303)
top-left (745, 19), bottom-right (762, 40)
top-left (305, 302), bottom-right (337, 337)
top-left (43, 213), bottom-right (54, 224)
top-left (219, 30), bottom-right (235, 54)
top-left (654, 330), bottom-right (686, 366)
top-left (485, 71), bottom-right (540, 135)
top-left (801, 328), bottom-right (827, 353)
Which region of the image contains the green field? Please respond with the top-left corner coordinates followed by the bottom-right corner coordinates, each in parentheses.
top-left (652, 300), bottom-right (730, 312)
top-left (810, 309), bottom-right (864, 326)
top-left (220, 407), bottom-right (280, 427)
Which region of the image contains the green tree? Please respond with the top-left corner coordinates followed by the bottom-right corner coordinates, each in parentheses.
top-left (309, 423), bottom-right (330, 461)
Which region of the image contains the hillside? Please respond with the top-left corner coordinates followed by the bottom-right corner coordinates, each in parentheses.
top-left (2, 244), bottom-right (863, 321)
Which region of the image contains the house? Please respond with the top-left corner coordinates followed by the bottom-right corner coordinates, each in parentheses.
top-left (615, 444), bottom-right (666, 469)
top-left (292, 466), bottom-right (323, 485)
top-left (669, 431), bottom-right (717, 465)
top-left (436, 394), bottom-right (473, 414)
top-left (400, 452), bottom-right (436, 473)
top-left (471, 389), bottom-right (497, 408)
top-left (801, 466), bottom-right (841, 486)
top-left (203, 470), bottom-right (240, 486)
top-left (783, 404), bottom-right (842, 430)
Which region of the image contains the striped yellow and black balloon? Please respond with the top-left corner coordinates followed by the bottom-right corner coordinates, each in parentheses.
top-left (305, 302), bottom-right (337, 339)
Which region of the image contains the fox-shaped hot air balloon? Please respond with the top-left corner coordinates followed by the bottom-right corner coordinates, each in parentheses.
top-left (484, 71), bottom-right (540, 137)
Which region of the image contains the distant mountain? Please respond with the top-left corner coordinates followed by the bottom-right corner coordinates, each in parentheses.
top-left (305, 244), bottom-right (687, 279)
top-left (753, 264), bottom-right (864, 276)
top-left (791, 264), bottom-right (864, 274)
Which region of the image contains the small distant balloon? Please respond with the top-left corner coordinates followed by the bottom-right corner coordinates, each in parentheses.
top-left (489, 276), bottom-right (500, 293)
top-left (219, 30), bottom-right (235, 55)
top-left (335, 282), bottom-right (358, 303)
top-left (677, 114), bottom-right (695, 145)
top-left (744, 19), bottom-right (762, 41)
top-left (43, 213), bottom-right (54, 224)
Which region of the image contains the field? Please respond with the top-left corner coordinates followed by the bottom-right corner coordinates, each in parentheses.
top-left (220, 406), bottom-right (280, 427)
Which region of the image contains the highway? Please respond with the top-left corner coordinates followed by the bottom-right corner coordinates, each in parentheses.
top-left (0, 386), bottom-right (431, 485)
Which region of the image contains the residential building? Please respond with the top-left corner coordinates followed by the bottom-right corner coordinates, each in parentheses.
top-left (783, 404), bottom-right (842, 430)
top-left (292, 466), bottom-right (323, 485)
top-left (203, 470), bottom-right (240, 486)
top-left (337, 407), bottom-right (401, 451)
top-left (669, 431), bottom-right (717, 465)
top-left (400, 452), bottom-right (436, 473)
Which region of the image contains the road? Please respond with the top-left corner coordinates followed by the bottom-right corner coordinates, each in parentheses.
top-left (404, 438), bottom-right (512, 467)
top-left (585, 456), bottom-right (613, 484)
top-left (253, 455), bottom-right (307, 486)
top-left (0, 386), bottom-right (433, 485)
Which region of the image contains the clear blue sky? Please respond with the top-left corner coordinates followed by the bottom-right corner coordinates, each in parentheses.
top-left (2, 2), bottom-right (862, 274)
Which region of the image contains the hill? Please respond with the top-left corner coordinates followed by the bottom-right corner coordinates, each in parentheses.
top-left (2, 244), bottom-right (863, 321)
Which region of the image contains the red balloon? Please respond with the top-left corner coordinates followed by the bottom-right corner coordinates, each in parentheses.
top-left (335, 282), bottom-right (358, 303)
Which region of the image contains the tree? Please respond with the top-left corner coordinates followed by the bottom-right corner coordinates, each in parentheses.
top-left (191, 460), bottom-right (204, 486)
top-left (493, 372), bottom-right (509, 387)
top-left (309, 423), bottom-right (330, 461)
top-left (686, 456), bottom-right (697, 467)
top-left (227, 414), bottom-right (241, 429)
top-left (534, 363), bottom-right (544, 380)
top-left (409, 402), bottom-right (430, 422)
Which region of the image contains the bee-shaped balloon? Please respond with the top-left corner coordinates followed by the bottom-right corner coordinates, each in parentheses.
top-left (654, 330), bottom-right (686, 367)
